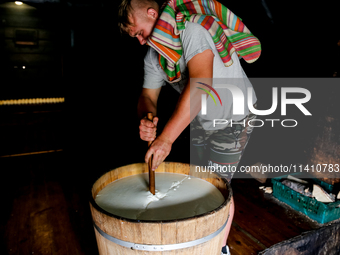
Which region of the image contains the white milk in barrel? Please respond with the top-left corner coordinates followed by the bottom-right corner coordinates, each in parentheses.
top-left (95, 172), bottom-right (225, 221)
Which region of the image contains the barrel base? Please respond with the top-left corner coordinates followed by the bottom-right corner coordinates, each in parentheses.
top-left (93, 224), bottom-right (226, 255)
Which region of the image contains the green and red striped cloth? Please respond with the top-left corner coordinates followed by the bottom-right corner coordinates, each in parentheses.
top-left (146, 0), bottom-right (261, 82)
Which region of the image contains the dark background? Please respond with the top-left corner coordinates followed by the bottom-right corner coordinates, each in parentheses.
top-left (1, 0), bottom-right (339, 180)
top-left (0, 0), bottom-right (339, 190)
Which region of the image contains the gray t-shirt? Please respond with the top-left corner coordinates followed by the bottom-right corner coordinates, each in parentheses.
top-left (143, 21), bottom-right (257, 129)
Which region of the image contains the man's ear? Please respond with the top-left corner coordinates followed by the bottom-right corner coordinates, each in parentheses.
top-left (147, 8), bottom-right (158, 19)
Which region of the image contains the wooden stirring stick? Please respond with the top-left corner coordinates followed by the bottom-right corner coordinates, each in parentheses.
top-left (147, 113), bottom-right (156, 195)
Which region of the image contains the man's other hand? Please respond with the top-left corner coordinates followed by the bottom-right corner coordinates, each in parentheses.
top-left (139, 116), bottom-right (158, 142)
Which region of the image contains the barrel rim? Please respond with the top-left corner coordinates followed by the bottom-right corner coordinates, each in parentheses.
top-left (89, 161), bottom-right (232, 224)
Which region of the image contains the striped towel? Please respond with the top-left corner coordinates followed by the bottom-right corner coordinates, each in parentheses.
top-left (146, 0), bottom-right (261, 82)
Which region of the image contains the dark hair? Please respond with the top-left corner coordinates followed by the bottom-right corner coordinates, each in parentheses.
top-left (118, 0), bottom-right (160, 34)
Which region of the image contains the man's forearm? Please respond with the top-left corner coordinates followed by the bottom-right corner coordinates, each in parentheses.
top-left (144, 49), bottom-right (213, 170)
top-left (157, 49), bottom-right (214, 145)
top-left (158, 79), bottom-right (204, 144)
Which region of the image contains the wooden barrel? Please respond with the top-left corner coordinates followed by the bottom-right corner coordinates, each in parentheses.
top-left (89, 162), bottom-right (232, 255)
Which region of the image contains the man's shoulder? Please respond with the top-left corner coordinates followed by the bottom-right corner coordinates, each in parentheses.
top-left (145, 22), bottom-right (211, 60)
top-left (180, 21), bottom-right (215, 52)
top-left (181, 21), bottom-right (212, 39)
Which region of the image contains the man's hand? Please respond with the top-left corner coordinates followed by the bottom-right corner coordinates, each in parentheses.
top-left (139, 116), bottom-right (159, 142)
top-left (145, 135), bottom-right (172, 170)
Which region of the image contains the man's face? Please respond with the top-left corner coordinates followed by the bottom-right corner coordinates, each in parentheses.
top-left (128, 8), bottom-right (158, 45)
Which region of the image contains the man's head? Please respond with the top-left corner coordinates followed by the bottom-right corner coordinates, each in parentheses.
top-left (118, 0), bottom-right (159, 45)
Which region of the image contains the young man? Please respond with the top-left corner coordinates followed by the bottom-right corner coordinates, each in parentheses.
top-left (118, 0), bottom-right (260, 253)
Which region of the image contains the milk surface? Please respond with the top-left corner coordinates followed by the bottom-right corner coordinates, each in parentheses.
top-left (95, 173), bottom-right (225, 221)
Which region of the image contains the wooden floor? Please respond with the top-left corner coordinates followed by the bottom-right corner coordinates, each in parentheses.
top-left (0, 106), bottom-right (328, 255)
top-left (228, 178), bottom-right (321, 254)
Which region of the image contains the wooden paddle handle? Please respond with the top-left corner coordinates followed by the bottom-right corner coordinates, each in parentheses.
top-left (147, 113), bottom-right (156, 195)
